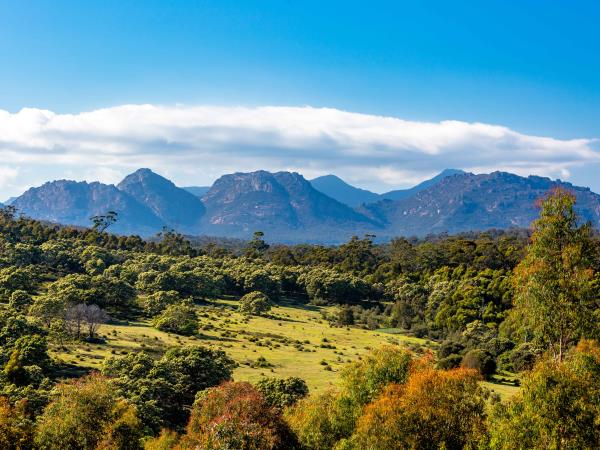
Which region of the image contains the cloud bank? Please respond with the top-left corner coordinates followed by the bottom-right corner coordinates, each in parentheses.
top-left (0, 104), bottom-right (598, 196)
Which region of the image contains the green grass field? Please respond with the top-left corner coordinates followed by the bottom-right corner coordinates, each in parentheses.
top-left (49, 299), bottom-right (519, 397)
top-left (49, 300), bottom-right (427, 391)
top-left (482, 371), bottom-right (520, 398)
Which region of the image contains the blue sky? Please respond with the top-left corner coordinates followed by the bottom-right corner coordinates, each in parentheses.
top-left (0, 0), bottom-right (599, 198)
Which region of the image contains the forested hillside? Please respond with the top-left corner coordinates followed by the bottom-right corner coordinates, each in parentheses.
top-left (0, 189), bottom-right (598, 449)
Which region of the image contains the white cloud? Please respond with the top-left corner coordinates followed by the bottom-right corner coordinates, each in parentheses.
top-left (0, 166), bottom-right (19, 190)
top-left (0, 104), bottom-right (598, 195)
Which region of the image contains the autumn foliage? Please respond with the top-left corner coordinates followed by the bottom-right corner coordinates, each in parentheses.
top-left (34, 373), bottom-right (143, 450)
top-left (178, 381), bottom-right (296, 450)
top-left (353, 368), bottom-right (486, 449)
top-left (0, 397), bottom-right (34, 450)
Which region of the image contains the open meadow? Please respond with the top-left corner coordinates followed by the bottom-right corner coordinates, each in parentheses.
top-left (49, 299), bottom-right (519, 397)
top-left (50, 299), bottom-right (429, 391)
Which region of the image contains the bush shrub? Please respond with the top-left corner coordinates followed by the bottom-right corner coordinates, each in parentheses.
top-left (461, 349), bottom-right (496, 378)
top-left (238, 291), bottom-right (272, 316)
top-left (153, 301), bottom-right (198, 336)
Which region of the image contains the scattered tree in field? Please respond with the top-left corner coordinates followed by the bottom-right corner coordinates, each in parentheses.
top-left (179, 381), bottom-right (296, 450)
top-left (66, 303), bottom-right (109, 339)
top-left (513, 189), bottom-right (599, 361)
top-left (34, 373), bottom-right (143, 450)
top-left (238, 291), bottom-right (272, 316)
top-left (152, 301), bottom-right (198, 336)
top-left (337, 306), bottom-right (355, 326)
top-left (255, 376), bottom-right (309, 409)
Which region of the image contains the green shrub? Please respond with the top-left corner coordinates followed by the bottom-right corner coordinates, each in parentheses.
top-left (437, 354), bottom-right (463, 370)
top-left (238, 291), bottom-right (272, 316)
top-left (139, 290), bottom-right (180, 316)
top-left (461, 349), bottom-right (496, 378)
top-left (153, 301), bottom-right (198, 336)
top-left (255, 376), bottom-right (309, 409)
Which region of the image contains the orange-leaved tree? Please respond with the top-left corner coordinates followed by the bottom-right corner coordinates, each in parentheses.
top-left (0, 397), bottom-right (34, 450)
top-left (351, 367), bottom-right (486, 449)
top-left (178, 381), bottom-right (297, 450)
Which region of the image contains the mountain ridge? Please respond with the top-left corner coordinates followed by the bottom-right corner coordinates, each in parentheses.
top-left (360, 171), bottom-right (600, 236)
top-left (117, 168), bottom-right (206, 233)
top-left (7, 168), bottom-right (600, 242)
top-left (201, 170), bottom-right (381, 241)
top-left (309, 169), bottom-right (465, 206)
top-left (182, 186), bottom-right (211, 198)
top-left (309, 175), bottom-right (380, 206)
top-left (11, 179), bottom-right (165, 235)
top-left (380, 169), bottom-right (466, 201)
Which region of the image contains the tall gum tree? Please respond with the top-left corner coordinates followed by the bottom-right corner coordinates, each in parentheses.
top-left (512, 188), bottom-right (599, 361)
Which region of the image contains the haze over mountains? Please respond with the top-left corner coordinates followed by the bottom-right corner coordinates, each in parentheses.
top-left (7, 168), bottom-right (600, 243)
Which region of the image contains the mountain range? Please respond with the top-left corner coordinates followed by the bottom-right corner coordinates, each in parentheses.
top-left (6, 168), bottom-right (600, 243)
top-left (309, 169), bottom-right (465, 206)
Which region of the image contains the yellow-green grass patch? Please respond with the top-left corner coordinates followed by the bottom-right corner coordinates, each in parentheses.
top-left (50, 299), bottom-right (428, 391)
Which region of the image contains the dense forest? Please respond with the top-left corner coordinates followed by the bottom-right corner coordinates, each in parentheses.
top-left (0, 189), bottom-right (598, 449)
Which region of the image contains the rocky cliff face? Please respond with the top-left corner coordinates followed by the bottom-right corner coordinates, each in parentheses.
top-left (361, 171), bottom-right (600, 236)
top-left (118, 168), bottom-right (205, 233)
top-left (12, 180), bottom-right (165, 235)
top-left (201, 170), bottom-right (380, 241)
top-left (10, 169), bottom-right (600, 242)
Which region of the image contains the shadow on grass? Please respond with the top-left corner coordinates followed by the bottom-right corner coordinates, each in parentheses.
top-left (487, 374), bottom-right (520, 388)
top-left (52, 362), bottom-right (92, 380)
top-left (277, 299), bottom-right (320, 312)
top-left (195, 333), bottom-right (240, 343)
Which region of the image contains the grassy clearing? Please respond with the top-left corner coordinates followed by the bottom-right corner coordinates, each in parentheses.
top-left (50, 300), bottom-right (428, 391)
top-left (482, 371), bottom-right (521, 398)
top-left (49, 299), bottom-right (519, 397)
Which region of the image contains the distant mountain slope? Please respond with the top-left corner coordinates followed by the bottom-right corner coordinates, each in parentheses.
top-left (361, 171), bottom-right (600, 236)
top-left (202, 170), bottom-right (380, 241)
top-left (118, 169), bottom-right (205, 232)
top-left (10, 169), bottom-right (600, 242)
top-left (182, 186), bottom-right (211, 198)
top-left (309, 169), bottom-right (464, 207)
top-left (12, 180), bottom-right (165, 235)
top-left (310, 175), bottom-right (380, 207)
top-left (381, 169), bottom-right (465, 201)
